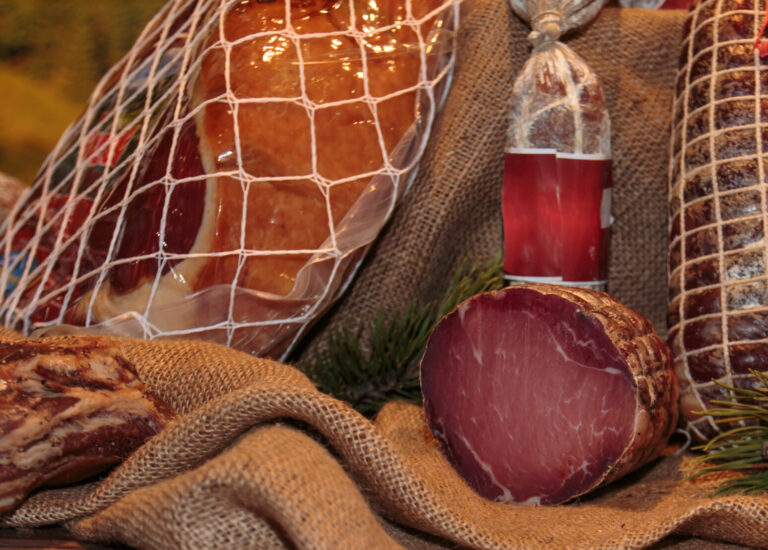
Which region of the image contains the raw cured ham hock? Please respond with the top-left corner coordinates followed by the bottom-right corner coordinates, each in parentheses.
top-left (0, 338), bottom-right (175, 514)
top-left (420, 284), bottom-right (678, 505)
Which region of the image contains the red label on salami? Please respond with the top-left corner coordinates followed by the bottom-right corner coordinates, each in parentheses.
top-left (502, 149), bottom-right (611, 290)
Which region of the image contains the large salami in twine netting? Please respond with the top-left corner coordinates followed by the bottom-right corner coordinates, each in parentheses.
top-left (668, 0), bottom-right (768, 440)
top-left (0, 0), bottom-right (458, 359)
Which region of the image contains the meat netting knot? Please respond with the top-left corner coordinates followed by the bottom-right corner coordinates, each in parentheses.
top-left (528, 10), bottom-right (565, 47)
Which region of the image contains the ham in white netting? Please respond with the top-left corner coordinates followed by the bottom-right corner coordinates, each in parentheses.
top-left (0, 0), bottom-right (458, 358)
top-left (668, 0), bottom-right (768, 440)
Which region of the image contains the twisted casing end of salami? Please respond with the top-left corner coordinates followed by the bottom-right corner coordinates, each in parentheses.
top-left (420, 284), bottom-right (678, 505)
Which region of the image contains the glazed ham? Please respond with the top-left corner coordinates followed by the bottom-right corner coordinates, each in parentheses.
top-left (420, 285), bottom-right (678, 505)
top-left (0, 338), bottom-right (174, 514)
top-left (1, 0), bottom-right (452, 358)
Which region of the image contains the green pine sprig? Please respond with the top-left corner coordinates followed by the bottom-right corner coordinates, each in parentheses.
top-left (686, 369), bottom-right (768, 495)
top-left (299, 255), bottom-right (505, 416)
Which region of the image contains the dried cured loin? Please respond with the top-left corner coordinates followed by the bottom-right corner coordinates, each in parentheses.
top-left (0, 338), bottom-right (174, 514)
top-left (0, 0), bottom-right (456, 358)
top-left (420, 285), bottom-right (677, 505)
top-left (668, 0), bottom-right (768, 440)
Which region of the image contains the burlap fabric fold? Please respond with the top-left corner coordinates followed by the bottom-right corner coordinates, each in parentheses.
top-left (298, 0), bottom-right (682, 362)
top-left (2, 328), bottom-right (768, 549)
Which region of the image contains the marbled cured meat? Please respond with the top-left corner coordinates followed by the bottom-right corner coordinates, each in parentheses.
top-left (668, 0), bottom-right (768, 440)
top-left (420, 285), bottom-right (677, 505)
top-left (0, 338), bottom-right (174, 514)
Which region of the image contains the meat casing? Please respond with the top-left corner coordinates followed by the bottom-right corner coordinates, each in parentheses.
top-left (0, 338), bottom-right (174, 514)
top-left (668, 0), bottom-right (768, 441)
top-left (420, 284), bottom-right (678, 505)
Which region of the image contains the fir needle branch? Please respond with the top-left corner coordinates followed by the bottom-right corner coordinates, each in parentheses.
top-left (685, 369), bottom-right (768, 493)
top-left (299, 255), bottom-right (505, 416)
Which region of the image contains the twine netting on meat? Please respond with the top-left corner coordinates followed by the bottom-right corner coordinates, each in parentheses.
top-left (668, 0), bottom-right (768, 440)
top-left (0, 0), bottom-right (459, 359)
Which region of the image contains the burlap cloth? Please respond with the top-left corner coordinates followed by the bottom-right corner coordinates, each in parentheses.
top-left (4, 3), bottom-right (768, 550)
top-left (1, 327), bottom-right (767, 549)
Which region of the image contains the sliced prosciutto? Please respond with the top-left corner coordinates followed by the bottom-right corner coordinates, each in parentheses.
top-left (420, 284), bottom-right (678, 505)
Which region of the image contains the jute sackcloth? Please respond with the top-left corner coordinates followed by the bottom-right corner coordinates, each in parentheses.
top-left (297, 1), bottom-right (683, 364)
top-left (1, 328), bottom-right (768, 549)
top-left (3, 3), bottom-right (764, 550)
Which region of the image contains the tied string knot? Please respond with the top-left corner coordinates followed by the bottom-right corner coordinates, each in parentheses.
top-left (528, 10), bottom-right (565, 48)
top-left (756, 1), bottom-right (768, 57)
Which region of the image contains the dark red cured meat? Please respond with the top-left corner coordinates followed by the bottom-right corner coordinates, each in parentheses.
top-left (8, 119), bottom-right (207, 325)
top-left (669, 0), bottom-right (768, 441)
top-left (0, 337), bottom-right (175, 514)
top-left (94, 120), bottom-right (207, 296)
top-left (420, 284), bottom-right (678, 505)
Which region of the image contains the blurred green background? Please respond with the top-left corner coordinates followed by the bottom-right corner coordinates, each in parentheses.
top-left (0, 0), bottom-right (166, 184)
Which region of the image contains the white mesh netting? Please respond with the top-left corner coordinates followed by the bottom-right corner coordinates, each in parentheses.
top-left (506, 40), bottom-right (611, 156)
top-left (668, 0), bottom-right (768, 440)
top-left (0, 0), bottom-right (459, 359)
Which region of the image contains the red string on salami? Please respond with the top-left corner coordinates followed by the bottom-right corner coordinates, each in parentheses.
top-left (754, 1), bottom-right (768, 56)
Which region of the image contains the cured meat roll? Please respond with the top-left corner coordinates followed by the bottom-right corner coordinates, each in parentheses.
top-left (420, 285), bottom-right (678, 505)
top-left (0, 338), bottom-right (174, 514)
top-left (668, 0), bottom-right (768, 440)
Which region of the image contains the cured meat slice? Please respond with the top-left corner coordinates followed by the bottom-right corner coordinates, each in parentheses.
top-left (420, 284), bottom-right (677, 505)
top-left (0, 338), bottom-right (175, 514)
top-left (668, 0), bottom-right (768, 440)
